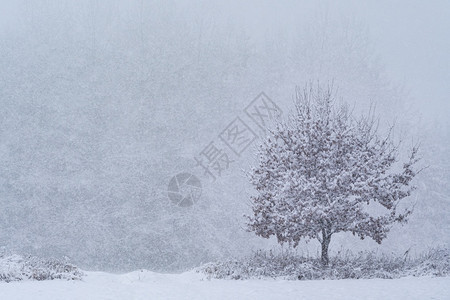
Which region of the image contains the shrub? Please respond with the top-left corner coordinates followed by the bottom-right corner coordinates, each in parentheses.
top-left (197, 247), bottom-right (450, 280)
top-left (0, 252), bottom-right (84, 282)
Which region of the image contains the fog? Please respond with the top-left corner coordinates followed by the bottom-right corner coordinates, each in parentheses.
top-left (0, 0), bottom-right (448, 272)
top-left (349, 0), bottom-right (450, 120)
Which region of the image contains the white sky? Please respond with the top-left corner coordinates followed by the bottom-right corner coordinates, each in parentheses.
top-left (344, 0), bottom-right (450, 120)
top-left (1, 0), bottom-right (448, 121)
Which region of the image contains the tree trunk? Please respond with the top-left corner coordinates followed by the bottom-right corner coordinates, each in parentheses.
top-left (321, 228), bottom-right (331, 266)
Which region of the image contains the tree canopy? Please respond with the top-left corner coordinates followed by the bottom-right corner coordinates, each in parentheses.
top-left (247, 85), bottom-right (419, 264)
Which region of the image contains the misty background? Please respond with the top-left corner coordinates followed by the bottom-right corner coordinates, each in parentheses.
top-left (0, 0), bottom-right (448, 272)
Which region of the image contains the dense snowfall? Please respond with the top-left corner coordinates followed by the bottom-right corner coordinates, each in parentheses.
top-left (0, 0), bottom-right (449, 299)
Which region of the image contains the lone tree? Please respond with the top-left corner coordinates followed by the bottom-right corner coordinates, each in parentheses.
top-left (247, 85), bottom-right (419, 265)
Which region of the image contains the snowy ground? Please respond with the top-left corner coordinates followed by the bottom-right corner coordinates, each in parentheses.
top-left (0, 270), bottom-right (449, 300)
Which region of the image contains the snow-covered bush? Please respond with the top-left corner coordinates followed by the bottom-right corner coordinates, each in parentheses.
top-left (198, 248), bottom-right (450, 280)
top-left (409, 248), bottom-right (450, 277)
top-left (0, 252), bottom-right (84, 282)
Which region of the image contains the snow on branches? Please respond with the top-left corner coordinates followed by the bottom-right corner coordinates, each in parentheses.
top-left (246, 85), bottom-right (419, 264)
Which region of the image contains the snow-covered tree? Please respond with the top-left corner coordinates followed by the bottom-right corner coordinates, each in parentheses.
top-left (247, 85), bottom-right (419, 265)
